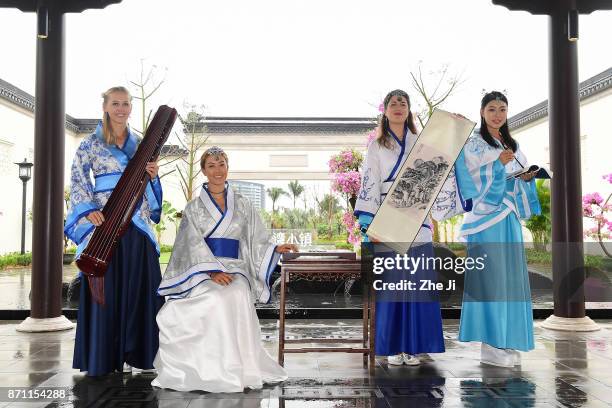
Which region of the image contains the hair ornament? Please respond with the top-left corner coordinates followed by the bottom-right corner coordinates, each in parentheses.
top-left (204, 146), bottom-right (225, 156)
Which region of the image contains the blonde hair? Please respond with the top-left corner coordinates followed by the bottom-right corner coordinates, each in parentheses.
top-left (101, 86), bottom-right (132, 145)
top-left (200, 146), bottom-right (229, 170)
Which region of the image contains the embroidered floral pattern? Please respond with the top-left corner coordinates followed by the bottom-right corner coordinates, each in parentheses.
top-left (67, 133), bottom-right (156, 244)
top-left (358, 168), bottom-right (374, 202)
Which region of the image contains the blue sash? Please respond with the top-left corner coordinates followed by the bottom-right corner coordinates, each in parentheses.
top-left (205, 238), bottom-right (240, 259)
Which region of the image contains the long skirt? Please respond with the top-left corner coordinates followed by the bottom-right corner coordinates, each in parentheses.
top-left (73, 225), bottom-right (164, 376)
top-left (375, 242), bottom-right (445, 356)
top-left (152, 275), bottom-right (287, 392)
top-left (458, 212), bottom-right (534, 351)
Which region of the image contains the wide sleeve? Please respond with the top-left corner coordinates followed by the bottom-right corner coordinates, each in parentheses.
top-left (461, 138), bottom-right (508, 216)
top-left (244, 202), bottom-right (280, 304)
top-left (157, 206), bottom-right (226, 297)
top-left (64, 140), bottom-right (99, 245)
top-left (354, 142), bottom-right (382, 219)
top-left (146, 176), bottom-right (163, 224)
top-left (513, 147), bottom-right (542, 219)
top-left (431, 149), bottom-right (478, 221)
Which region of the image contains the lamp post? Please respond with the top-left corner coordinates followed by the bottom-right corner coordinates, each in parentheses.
top-left (15, 158), bottom-right (33, 254)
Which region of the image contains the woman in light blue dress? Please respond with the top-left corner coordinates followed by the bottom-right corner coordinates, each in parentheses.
top-left (456, 91), bottom-right (541, 367)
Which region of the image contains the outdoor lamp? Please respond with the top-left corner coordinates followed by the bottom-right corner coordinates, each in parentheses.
top-left (37, 6), bottom-right (48, 39)
top-left (568, 9), bottom-right (579, 41)
top-left (15, 158), bottom-right (33, 254)
top-left (16, 158), bottom-right (33, 181)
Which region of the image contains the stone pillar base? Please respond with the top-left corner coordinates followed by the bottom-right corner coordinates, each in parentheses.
top-left (16, 316), bottom-right (74, 332)
top-left (541, 315), bottom-right (600, 332)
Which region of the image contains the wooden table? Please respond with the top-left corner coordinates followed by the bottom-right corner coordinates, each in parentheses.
top-left (278, 252), bottom-right (376, 370)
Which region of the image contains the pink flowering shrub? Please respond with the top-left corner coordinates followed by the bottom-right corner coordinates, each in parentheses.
top-left (342, 211), bottom-right (361, 245)
top-left (582, 174), bottom-right (612, 253)
top-left (328, 148), bottom-right (363, 174)
top-left (331, 171), bottom-right (361, 196)
top-left (328, 149), bottom-right (363, 244)
top-left (328, 102), bottom-right (382, 245)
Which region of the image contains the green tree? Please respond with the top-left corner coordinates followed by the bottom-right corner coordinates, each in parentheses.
top-left (63, 188), bottom-right (71, 254)
top-left (154, 200), bottom-right (179, 243)
top-left (410, 62), bottom-right (463, 242)
top-left (129, 59), bottom-right (166, 135)
top-left (319, 193), bottom-right (341, 239)
top-left (267, 187), bottom-right (288, 214)
top-left (525, 179), bottom-right (551, 251)
top-left (128, 61), bottom-right (185, 183)
top-left (281, 208), bottom-right (310, 229)
top-left (448, 214), bottom-right (463, 243)
top-left (174, 104), bottom-right (209, 201)
top-left (287, 180), bottom-right (305, 209)
top-left (410, 62), bottom-right (463, 128)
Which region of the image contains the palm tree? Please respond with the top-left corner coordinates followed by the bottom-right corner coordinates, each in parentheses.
top-left (320, 193), bottom-right (340, 238)
top-left (287, 180), bottom-right (305, 209)
top-left (267, 187), bottom-right (288, 214)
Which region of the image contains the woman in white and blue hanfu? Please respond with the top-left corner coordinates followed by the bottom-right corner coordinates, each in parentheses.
top-left (354, 89), bottom-right (445, 366)
top-left (152, 147), bottom-right (294, 392)
top-left (64, 86), bottom-right (164, 376)
top-left (455, 91), bottom-right (540, 368)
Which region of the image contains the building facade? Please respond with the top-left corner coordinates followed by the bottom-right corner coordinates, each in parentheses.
top-left (508, 66), bottom-right (612, 253)
top-left (0, 78), bottom-right (375, 252)
top-left (229, 180), bottom-right (266, 210)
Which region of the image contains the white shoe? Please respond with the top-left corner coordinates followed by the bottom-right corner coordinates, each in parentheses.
top-left (402, 353), bottom-right (421, 366)
top-left (387, 354), bottom-right (404, 366)
top-left (480, 343), bottom-right (514, 368)
top-left (132, 367), bottom-right (157, 374)
top-left (122, 363), bottom-right (132, 374)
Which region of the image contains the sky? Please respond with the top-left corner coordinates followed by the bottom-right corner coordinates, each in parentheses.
top-left (1, 0), bottom-right (611, 123)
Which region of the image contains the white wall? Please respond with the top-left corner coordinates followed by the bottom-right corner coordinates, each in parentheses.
top-left (156, 139), bottom-right (369, 245)
top-left (512, 88), bottom-right (612, 254)
top-left (0, 99), bottom-right (83, 255)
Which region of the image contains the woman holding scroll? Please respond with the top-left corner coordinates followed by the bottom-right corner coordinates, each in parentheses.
top-left (152, 147), bottom-right (294, 392)
top-left (354, 89), bottom-right (445, 366)
top-left (456, 91), bottom-right (540, 367)
top-left (65, 86), bottom-right (164, 376)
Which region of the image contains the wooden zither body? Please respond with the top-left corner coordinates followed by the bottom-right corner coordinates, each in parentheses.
top-left (76, 105), bottom-right (177, 278)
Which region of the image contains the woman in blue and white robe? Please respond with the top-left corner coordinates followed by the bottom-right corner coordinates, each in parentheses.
top-left (64, 86), bottom-right (164, 376)
top-left (152, 147), bottom-right (294, 392)
top-left (455, 91), bottom-right (540, 367)
top-left (355, 89), bottom-right (445, 366)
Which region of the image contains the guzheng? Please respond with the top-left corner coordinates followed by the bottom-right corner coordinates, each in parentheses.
top-left (76, 105), bottom-right (177, 277)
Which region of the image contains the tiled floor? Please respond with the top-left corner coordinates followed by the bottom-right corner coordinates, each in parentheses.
top-left (0, 319), bottom-right (611, 407)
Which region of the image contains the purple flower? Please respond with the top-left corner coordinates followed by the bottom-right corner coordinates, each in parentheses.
top-left (328, 148), bottom-right (364, 174)
top-left (332, 171), bottom-right (361, 196)
top-left (342, 211), bottom-right (361, 245)
top-left (583, 192), bottom-right (603, 206)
